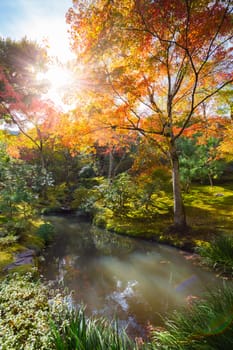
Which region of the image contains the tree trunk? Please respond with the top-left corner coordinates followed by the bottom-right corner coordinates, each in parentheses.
top-left (40, 152), bottom-right (45, 170)
top-left (208, 172), bottom-right (213, 187)
top-left (39, 148), bottom-right (48, 200)
top-left (108, 149), bottom-right (113, 182)
top-left (170, 143), bottom-right (187, 230)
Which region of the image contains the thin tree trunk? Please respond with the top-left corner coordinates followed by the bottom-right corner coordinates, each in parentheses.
top-left (39, 147), bottom-right (48, 200)
top-left (170, 144), bottom-right (187, 229)
top-left (40, 151), bottom-right (45, 170)
top-left (208, 172), bottom-right (213, 187)
top-left (108, 149), bottom-right (113, 182)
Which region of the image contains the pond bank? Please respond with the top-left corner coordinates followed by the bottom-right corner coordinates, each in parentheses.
top-left (93, 183), bottom-right (233, 256)
top-left (93, 211), bottom-right (208, 253)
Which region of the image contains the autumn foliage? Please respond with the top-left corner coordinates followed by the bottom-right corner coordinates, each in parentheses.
top-left (0, 4), bottom-right (233, 229)
top-left (66, 0), bottom-right (233, 228)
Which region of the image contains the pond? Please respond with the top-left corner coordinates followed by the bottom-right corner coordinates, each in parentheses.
top-left (41, 215), bottom-right (222, 337)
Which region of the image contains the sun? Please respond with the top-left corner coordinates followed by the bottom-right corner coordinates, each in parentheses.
top-left (45, 65), bottom-right (74, 91)
top-left (37, 63), bottom-right (74, 91)
top-left (37, 63), bottom-right (75, 109)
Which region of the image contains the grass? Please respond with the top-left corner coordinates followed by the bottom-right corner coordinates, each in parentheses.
top-left (0, 242), bottom-right (26, 272)
top-left (51, 307), bottom-right (154, 350)
top-left (1, 272), bottom-right (233, 350)
top-left (153, 283), bottom-right (233, 350)
top-left (196, 234), bottom-right (233, 275)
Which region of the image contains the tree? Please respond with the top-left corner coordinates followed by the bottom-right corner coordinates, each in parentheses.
top-left (9, 99), bottom-right (60, 167)
top-left (178, 135), bottom-right (226, 190)
top-left (0, 142), bottom-right (44, 224)
top-left (67, 0), bottom-right (233, 230)
top-left (0, 37), bottom-right (50, 142)
top-left (0, 38), bottom-right (62, 170)
top-left (218, 122), bottom-right (233, 161)
top-left (0, 37), bottom-right (48, 102)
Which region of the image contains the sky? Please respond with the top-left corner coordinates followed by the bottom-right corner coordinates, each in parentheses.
top-left (0, 0), bottom-right (74, 61)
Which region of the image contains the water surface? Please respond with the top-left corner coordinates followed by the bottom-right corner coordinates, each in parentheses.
top-left (42, 215), bottom-right (221, 336)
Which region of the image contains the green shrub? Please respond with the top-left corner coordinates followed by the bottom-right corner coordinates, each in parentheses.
top-left (100, 174), bottom-right (137, 216)
top-left (153, 284), bottom-right (233, 349)
top-left (197, 234), bottom-right (233, 274)
top-left (71, 186), bottom-right (100, 214)
top-left (36, 223), bottom-right (55, 243)
top-left (46, 183), bottom-right (70, 208)
top-left (0, 273), bottom-right (69, 350)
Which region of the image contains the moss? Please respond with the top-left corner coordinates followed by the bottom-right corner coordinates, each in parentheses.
top-left (19, 233), bottom-right (44, 251)
top-left (0, 217), bottom-right (49, 273)
top-left (19, 218), bottom-right (48, 251)
top-left (105, 215), bottom-right (171, 239)
top-left (184, 184), bottom-right (233, 236)
top-left (93, 183), bottom-right (233, 252)
top-left (0, 251), bottom-right (13, 271)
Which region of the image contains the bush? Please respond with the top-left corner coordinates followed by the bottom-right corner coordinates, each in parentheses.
top-left (71, 186), bottom-right (101, 214)
top-left (153, 284), bottom-right (233, 349)
top-left (0, 273), bottom-right (69, 350)
top-left (101, 173), bottom-right (137, 216)
top-left (36, 223), bottom-right (55, 244)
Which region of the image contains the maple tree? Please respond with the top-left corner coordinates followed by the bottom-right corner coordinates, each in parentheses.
top-left (67, 0), bottom-right (233, 229)
top-left (10, 99), bottom-right (60, 164)
top-left (0, 38), bottom-right (60, 168)
top-left (218, 122), bottom-right (233, 160)
top-left (0, 37), bottom-right (48, 103)
top-left (214, 86), bottom-right (233, 160)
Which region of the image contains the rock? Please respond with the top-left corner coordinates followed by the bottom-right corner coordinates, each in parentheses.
top-left (16, 249), bottom-right (36, 259)
top-left (13, 256), bottom-right (34, 266)
top-left (3, 249), bottom-right (36, 271)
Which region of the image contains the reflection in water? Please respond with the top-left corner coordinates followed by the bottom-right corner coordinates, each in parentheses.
top-left (175, 274), bottom-right (198, 292)
top-left (41, 215), bottom-right (221, 337)
top-left (108, 280), bottom-right (138, 311)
